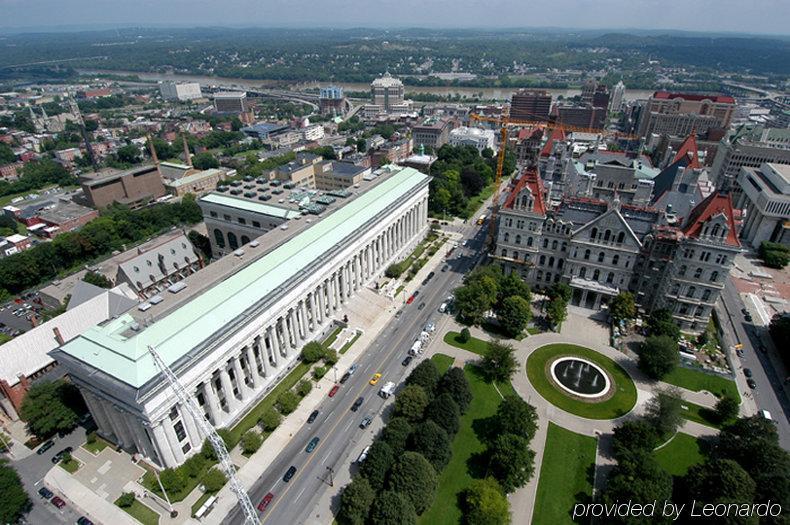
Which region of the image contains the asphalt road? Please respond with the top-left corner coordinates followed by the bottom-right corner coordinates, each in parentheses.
top-left (719, 279), bottom-right (790, 450)
top-left (226, 222), bottom-right (486, 525)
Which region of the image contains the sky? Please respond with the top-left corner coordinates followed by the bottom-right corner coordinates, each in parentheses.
top-left (0, 0), bottom-right (788, 35)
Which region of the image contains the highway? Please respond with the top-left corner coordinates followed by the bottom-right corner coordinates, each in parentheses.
top-left (226, 221), bottom-right (487, 525)
top-left (719, 279), bottom-right (790, 450)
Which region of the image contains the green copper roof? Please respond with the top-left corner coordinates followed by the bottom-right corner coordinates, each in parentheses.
top-left (199, 192), bottom-right (301, 219)
top-left (59, 167), bottom-right (429, 388)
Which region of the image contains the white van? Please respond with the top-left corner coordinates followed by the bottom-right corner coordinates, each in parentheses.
top-left (760, 410), bottom-right (773, 421)
top-left (439, 303), bottom-right (448, 313)
top-left (357, 445), bottom-right (371, 463)
top-left (409, 340), bottom-right (422, 356)
top-left (379, 382), bottom-right (396, 399)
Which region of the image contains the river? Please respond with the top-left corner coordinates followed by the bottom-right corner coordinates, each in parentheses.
top-left (78, 69), bottom-right (655, 102)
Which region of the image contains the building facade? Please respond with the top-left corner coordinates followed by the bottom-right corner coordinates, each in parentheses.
top-left (637, 92), bottom-right (736, 138)
top-left (80, 165), bottom-right (167, 209)
top-left (54, 167), bottom-right (430, 468)
top-left (160, 82), bottom-right (203, 102)
top-left (495, 170), bottom-right (740, 333)
top-left (449, 127), bottom-right (495, 152)
top-left (115, 235), bottom-right (202, 299)
top-left (510, 90), bottom-right (552, 121)
top-left (735, 163), bottom-right (790, 248)
top-left (371, 73), bottom-right (405, 112)
top-left (213, 92), bottom-right (248, 114)
top-left (412, 118), bottom-right (453, 151)
top-left (710, 127), bottom-right (790, 189)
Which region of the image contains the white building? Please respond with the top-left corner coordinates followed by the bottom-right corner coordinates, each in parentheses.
top-left (159, 82), bottom-right (203, 102)
top-left (610, 81), bottom-right (625, 112)
top-left (449, 126), bottom-right (496, 153)
top-left (54, 166), bottom-right (430, 468)
top-left (302, 124), bottom-right (325, 141)
top-left (736, 162), bottom-right (790, 248)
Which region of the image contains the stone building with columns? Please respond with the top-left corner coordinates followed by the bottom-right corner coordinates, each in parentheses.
top-left (52, 166), bottom-right (430, 468)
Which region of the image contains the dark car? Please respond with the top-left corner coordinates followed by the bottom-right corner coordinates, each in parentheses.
top-left (307, 410), bottom-right (319, 424)
top-left (402, 355), bottom-right (413, 366)
top-left (257, 492), bottom-right (274, 512)
top-left (51, 496), bottom-right (66, 509)
top-left (747, 378), bottom-right (757, 389)
top-left (52, 446), bottom-right (74, 463)
top-left (351, 396), bottom-right (364, 412)
top-left (305, 437), bottom-right (320, 453)
top-left (741, 308), bottom-right (749, 316)
top-left (283, 466), bottom-right (297, 482)
top-left (37, 487), bottom-right (53, 499)
top-left (339, 371), bottom-right (351, 384)
top-left (77, 517), bottom-right (95, 525)
top-left (441, 264), bottom-right (449, 272)
top-left (328, 385), bottom-right (340, 397)
top-left (359, 416), bottom-right (373, 429)
top-left (744, 368), bottom-right (753, 378)
top-left (427, 271), bottom-right (435, 279)
top-left (744, 313), bottom-right (753, 322)
top-left (37, 440), bottom-right (55, 455)
top-left (418, 302), bottom-right (426, 310)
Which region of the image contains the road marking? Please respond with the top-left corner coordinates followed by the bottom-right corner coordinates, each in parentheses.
top-left (343, 420), bottom-right (353, 432)
top-left (295, 486), bottom-right (308, 503)
top-left (321, 452), bottom-right (331, 465)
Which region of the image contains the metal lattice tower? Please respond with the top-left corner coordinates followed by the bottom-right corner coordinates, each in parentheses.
top-left (147, 345), bottom-right (260, 525)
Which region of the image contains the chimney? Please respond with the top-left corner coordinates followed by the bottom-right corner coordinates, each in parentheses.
top-left (53, 327), bottom-right (65, 346)
top-left (147, 134), bottom-right (163, 179)
top-left (182, 135), bottom-right (192, 167)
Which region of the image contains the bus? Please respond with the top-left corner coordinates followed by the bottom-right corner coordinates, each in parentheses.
top-left (477, 214), bottom-right (486, 225)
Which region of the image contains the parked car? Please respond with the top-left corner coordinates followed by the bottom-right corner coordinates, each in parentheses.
top-left (406, 294), bottom-right (415, 304)
top-left (747, 378), bottom-right (757, 389)
top-left (37, 487), bottom-right (53, 499)
top-left (305, 437), bottom-right (320, 453)
top-left (359, 416), bottom-right (373, 429)
top-left (283, 466), bottom-right (297, 482)
top-left (51, 496), bottom-right (66, 509)
top-left (744, 368), bottom-right (753, 378)
top-left (328, 385), bottom-right (340, 397)
top-left (351, 397), bottom-right (364, 411)
top-left (307, 410), bottom-right (319, 424)
top-left (744, 313), bottom-right (753, 322)
top-left (441, 264), bottom-right (449, 272)
top-left (257, 492), bottom-right (274, 512)
top-left (401, 355), bottom-right (413, 366)
top-left (418, 302), bottom-right (426, 310)
top-left (77, 517), bottom-right (95, 525)
top-left (51, 446), bottom-right (74, 464)
top-left (357, 445), bottom-right (371, 463)
top-left (339, 372), bottom-right (351, 384)
top-left (37, 440), bottom-right (55, 455)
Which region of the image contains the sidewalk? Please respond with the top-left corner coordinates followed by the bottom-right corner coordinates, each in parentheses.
top-left (46, 466), bottom-right (139, 525)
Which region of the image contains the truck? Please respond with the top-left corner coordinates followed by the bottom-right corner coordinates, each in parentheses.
top-left (379, 382), bottom-right (396, 399)
top-left (409, 340), bottom-right (422, 356)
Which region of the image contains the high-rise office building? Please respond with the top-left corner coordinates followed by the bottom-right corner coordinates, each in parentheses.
top-left (610, 81), bottom-right (626, 112)
top-left (370, 73), bottom-right (405, 112)
top-left (510, 90), bottom-right (552, 121)
top-left (637, 91), bottom-right (736, 138)
top-left (159, 82), bottom-right (202, 101)
top-left (213, 91), bottom-right (248, 113)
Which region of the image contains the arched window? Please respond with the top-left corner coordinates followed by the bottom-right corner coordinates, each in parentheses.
top-left (710, 271), bottom-right (719, 282)
top-left (579, 267), bottom-right (587, 278)
top-left (711, 224), bottom-right (720, 237)
top-left (702, 289), bottom-right (711, 301)
top-left (214, 229), bottom-right (225, 248)
top-left (228, 232), bottom-right (239, 250)
top-left (617, 232), bottom-right (625, 244)
top-left (557, 259), bottom-right (564, 270)
top-left (241, 235), bottom-right (251, 245)
top-left (527, 237), bottom-right (533, 247)
top-left (543, 238), bottom-right (549, 248)
top-left (590, 227), bottom-right (598, 240)
top-left (598, 251), bottom-right (605, 263)
top-left (603, 230), bottom-right (611, 242)
top-left (687, 286), bottom-right (696, 298)
top-left (612, 254), bottom-right (619, 266)
top-left (548, 256), bottom-right (555, 267)
top-left (501, 249), bottom-right (507, 257)
top-left (593, 269), bottom-right (600, 281)
top-left (584, 249), bottom-right (591, 260)
top-left (539, 255), bottom-right (546, 265)
top-left (679, 265), bottom-right (687, 277)
top-left (515, 234), bottom-right (521, 244)
top-left (552, 240), bottom-right (558, 250)
top-left (504, 232), bottom-right (510, 242)
top-left (606, 272), bottom-right (614, 284)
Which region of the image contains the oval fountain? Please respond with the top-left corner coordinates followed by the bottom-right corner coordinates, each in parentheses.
top-left (549, 357), bottom-right (611, 399)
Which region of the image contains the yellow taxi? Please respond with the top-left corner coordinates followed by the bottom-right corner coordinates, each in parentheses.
top-left (369, 373), bottom-right (382, 386)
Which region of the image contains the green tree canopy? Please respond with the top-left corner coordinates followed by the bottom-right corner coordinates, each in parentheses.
top-left (424, 393), bottom-right (461, 437)
top-left (339, 477), bottom-right (375, 525)
top-left (192, 152), bottom-right (219, 170)
top-left (496, 295), bottom-right (532, 337)
top-left (481, 340), bottom-right (517, 382)
top-left (682, 459), bottom-right (756, 514)
top-left (301, 341), bottom-right (325, 363)
top-left (380, 417), bottom-right (412, 457)
top-left (611, 419), bottom-right (660, 461)
top-left (644, 388), bottom-right (684, 439)
top-left (603, 452), bottom-right (673, 523)
top-left (405, 360), bottom-right (440, 398)
top-left (259, 408), bottom-right (281, 431)
top-left (20, 380), bottom-right (84, 438)
top-left (488, 433), bottom-right (535, 493)
top-left (369, 490), bottom-right (417, 525)
top-left (360, 440), bottom-right (394, 492)
top-left (609, 292), bottom-right (637, 324)
top-left (638, 335), bottom-right (679, 380)
top-left (647, 309), bottom-right (681, 341)
top-left (83, 271), bottom-right (113, 288)
top-left (387, 451), bottom-right (438, 514)
top-left (394, 385), bottom-right (430, 422)
top-left (545, 296), bottom-right (568, 331)
top-left (714, 395), bottom-right (740, 424)
top-left (240, 430), bottom-right (263, 454)
top-left (493, 395), bottom-right (538, 442)
top-left (408, 420), bottom-right (452, 471)
top-left (0, 461), bottom-right (30, 524)
top-left (461, 477), bottom-right (511, 525)
top-left (438, 367), bottom-right (472, 414)
top-left (201, 467), bottom-right (227, 493)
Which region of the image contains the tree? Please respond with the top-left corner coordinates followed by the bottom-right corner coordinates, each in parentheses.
top-left (638, 335), bottom-right (679, 380)
top-left (20, 380), bottom-right (84, 438)
top-left (240, 429), bottom-right (263, 454)
top-left (458, 327), bottom-right (471, 343)
top-left (682, 459), bottom-right (756, 514)
top-left (387, 451), bottom-right (438, 514)
top-left (454, 280), bottom-right (498, 325)
top-left (182, 453), bottom-right (208, 479)
top-left (297, 379), bottom-right (313, 397)
top-left (201, 428), bottom-right (233, 460)
top-left (461, 477), bottom-right (511, 525)
top-left (201, 467), bottom-right (227, 493)
top-left (759, 241), bottom-right (789, 269)
top-left (603, 453), bottom-right (673, 523)
top-left (493, 395), bottom-right (538, 441)
top-left (481, 340), bottom-right (517, 382)
top-left (276, 390), bottom-right (300, 415)
top-left (394, 385), bottom-right (430, 422)
top-left (647, 309), bottom-right (681, 341)
top-left (0, 462), bottom-right (29, 524)
top-left (159, 467), bottom-right (188, 494)
top-left (188, 230), bottom-right (212, 261)
top-left (644, 388), bottom-right (684, 439)
top-left (359, 440), bottom-right (393, 491)
top-left (116, 491), bottom-right (135, 508)
top-left (192, 152), bottom-right (219, 170)
top-left (546, 282), bottom-right (572, 302)
top-left (301, 341), bottom-right (325, 363)
top-left (488, 433), bottom-right (535, 493)
top-left (408, 420), bottom-right (452, 470)
top-left (380, 417), bottom-right (412, 456)
top-left (545, 296), bottom-right (568, 331)
top-left (497, 295), bottom-right (532, 337)
top-left (83, 271), bottom-right (113, 288)
top-left (438, 367), bottom-right (472, 414)
top-left (355, 138), bottom-right (367, 153)
top-left (259, 408), bottom-right (281, 431)
top-left (0, 143), bottom-right (16, 164)
top-left (769, 313), bottom-right (790, 354)
top-left (424, 394), bottom-right (461, 437)
top-left (611, 419), bottom-right (660, 461)
top-left (369, 490), bottom-right (417, 525)
top-left (714, 395), bottom-right (740, 424)
top-left (609, 292), bottom-right (636, 324)
top-left (405, 360), bottom-right (440, 398)
top-left (496, 272), bottom-right (531, 309)
top-left (339, 477), bottom-right (375, 525)
top-left (115, 144), bottom-right (141, 164)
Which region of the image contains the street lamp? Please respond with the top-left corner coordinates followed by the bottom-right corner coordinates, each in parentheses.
top-left (153, 469), bottom-right (178, 518)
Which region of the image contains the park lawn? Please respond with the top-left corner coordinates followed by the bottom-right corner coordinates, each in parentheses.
top-left (322, 327), bottom-right (343, 349)
top-left (82, 436), bottom-right (111, 455)
top-left (229, 361), bottom-right (310, 444)
top-left (338, 332), bottom-right (361, 355)
top-left (533, 423), bottom-right (597, 525)
top-left (116, 497), bottom-right (160, 525)
top-left (419, 365), bottom-right (508, 525)
top-left (430, 353), bottom-right (455, 375)
top-left (680, 399), bottom-right (727, 429)
top-left (653, 433), bottom-right (704, 476)
top-left (526, 344), bottom-right (637, 419)
top-left (59, 458), bottom-right (80, 474)
top-left (663, 366), bottom-right (740, 401)
top-left (463, 181), bottom-right (496, 218)
top-left (443, 331), bottom-right (489, 355)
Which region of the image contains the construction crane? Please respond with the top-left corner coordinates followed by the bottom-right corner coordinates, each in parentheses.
top-left (65, 94), bottom-right (99, 171)
top-left (469, 111), bottom-right (640, 249)
top-left (147, 345), bottom-right (260, 525)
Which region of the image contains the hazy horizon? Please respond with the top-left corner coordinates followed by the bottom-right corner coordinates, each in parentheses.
top-left (1, 0), bottom-right (788, 36)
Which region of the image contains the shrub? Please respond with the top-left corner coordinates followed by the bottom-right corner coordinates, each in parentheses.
top-left (201, 467), bottom-right (227, 493)
top-left (458, 328), bottom-right (471, 343)
top-left (297, 379), bottom-right (313, 397)
top-left (240, 430), bottom-right (263, 454)
top-left (159, 467), bottom-right (187, 494)
top-left (259, 408), bottom-right (281, 432)
top-left (276, 390), bottom-right (300, 415)
top-left (301, 342), bottom-right (325, 363)
top-left (312, 366), bottom-right (327, 380)
top-left (117, 492), bottom-right (135, 508)
top-left (86, 431), bottom-right (97, 444)
top-left (323, 349), bottom-right (339, 366)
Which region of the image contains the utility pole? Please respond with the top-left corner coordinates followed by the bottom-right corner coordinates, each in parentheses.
top-left (147, 345), bottom-right (260, 525)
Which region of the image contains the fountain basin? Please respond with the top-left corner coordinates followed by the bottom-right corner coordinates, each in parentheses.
top-left (550, 357), bottom-right (611, 399)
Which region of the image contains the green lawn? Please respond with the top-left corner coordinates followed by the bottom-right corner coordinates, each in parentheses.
top-left (82, 436), bottom-right (111, 455)
top-left (191, 491), bottom-right (216, 517)
top-left (338, 332), bottom-right (361, 355)
top-left (443, 331), bottom-right (489, 355)
top-left (463, 182), bottom-right (496, 218)
top-left (527, 327), bottom-right (543, 335)
top-left (0, 333), bottom-right (11, 346)
top-left (533, 423), bottom-right (597, 525)
top-left (116, 498), bottom-right (160, 525)
top-left (430, 353), bottom-right (455, 375)
top-left (680, 399), bottom-right (727, 429)
top-left (663, 366), bottom-right (740, 401)
top-left (653, 433), bottom-right (704, 476)
top-left (526, 344), bottom-right (637, 419)
top-left (322, 327), bottom-right (343, 349)
top-left (59, 458), bottom-right (80, 474)
top-left (419, 365), bottom-right (509, 525)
